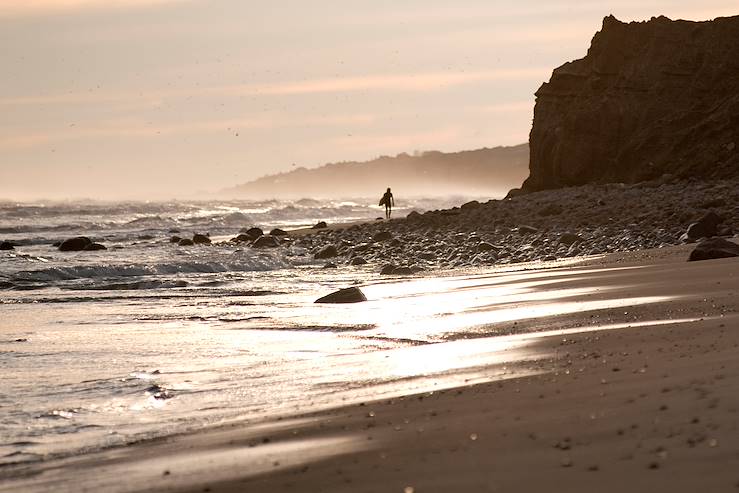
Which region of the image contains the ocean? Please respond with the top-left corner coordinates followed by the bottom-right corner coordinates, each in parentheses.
top-left (2, 196), bottom-right (540, 468)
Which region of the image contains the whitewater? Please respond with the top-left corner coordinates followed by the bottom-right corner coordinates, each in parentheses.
top-left (1, 196), bottom-right (507, 467)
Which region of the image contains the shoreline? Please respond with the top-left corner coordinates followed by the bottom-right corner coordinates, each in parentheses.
top-left (3, 244), bottom-right (738, 492)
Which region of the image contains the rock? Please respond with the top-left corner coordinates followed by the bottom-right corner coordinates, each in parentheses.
top-left (380, 264), bottom-right (397, 275)
top-left (169, 236), bottom-right (182, 243)
top-left (58, 236), bottom-right (93, 251)
top-left (350, 257), bottom-right (367, 265)
top-left (477, 242), bottom-right (497, 253)
top-left (312, 221), bottom-right (328, 229)
top-left (323, 262), bottom-right (337, 269)
top-left (523, 15), bottom-right (739, 193)
top-left (393, 266), bottom-right (413, 275)
top-left (253, 235), bottom-right (280, 248)
top-left (406, 211), bottom-right (422, 221)
top-left (559, 233), bottom-right (583, 246)
top-left (241, 227), bottom-right (263, 240)
top-left (270, 228), bottom-right (288, 236)
top-left (178, 238), bottom-right (194, 246)
top-left (373, 231), bottom-right (392, 242)
top-left (315, 287), bottom-right (367, 304)
top-left (418, 252), bottom-right (435, 261)
top-left (192, 233), bottom-right (211, 245)
top-left (0, 241), bottom-right (14, 250)
top-left (315, 245), bottom-right (338, 259)
top-left (84, 243), bottom-right (107, 251)
top-left (461, 200), bottom-right (481, 210)
top-left (689, 237), bottom-right (739, 261)
top-left (234, 234), bottom-right (251, 242)
top-left (518, 225), bottom-right (539, 235)
top-left (686, 211), bottom-right (722, 240)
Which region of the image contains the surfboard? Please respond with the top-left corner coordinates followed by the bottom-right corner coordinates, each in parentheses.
top-left (379, 196), bottom-right (387, 206)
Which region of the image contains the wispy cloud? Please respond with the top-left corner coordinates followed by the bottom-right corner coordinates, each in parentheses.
top-left (0, 0), bottom-right (183, 17)
top-left (0, 68), bottom-right (548, 107)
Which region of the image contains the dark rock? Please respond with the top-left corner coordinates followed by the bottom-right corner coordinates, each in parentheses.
top-left (270, 228), bottom-right (288, 236)
top-left (192, 234), bottom-right (211, 245)
top-left (323, 262), bottom-right (337, 269)
top-left (0, 241), bottom-right (15, 250)
top-left (84, 243), bottom-right (107, 251)
top-left (234, 234), bottom-right (251, 242)
top-left (518, 225), bottom-right (539, 235)
top-left (241, 227), bottom-right (264, 240)
top-left (461, 200), bottom-right (481, 210)
top-left (523, 15), bottom-right (739, 193)
top-left (393, 266), bottom-right (413, 275)
top-left (52, 241), bottom-right (62, 247)
top-left (418, 252), bottom-right (435, 261)
top-left (312, 221), bottom-right (328, 229)
top-left (315, 245), bottom-right (339, 259)
top-left (58, 236), bottom-right (93, 251)
top-left (350, 257), bottom-right (368, 265)
top-left (169, 236), bottom-right (182, 243)
top-left (406, 211), bottom-right (422, 221)
top-left (178, 238), bottom-right (194, 246)
top-left (688, 238), bottom-right (739, 261)
top-left (253, 235), bottom-right (280, 248)
top-left (559, 233), bottom-right (583, 246)
top-left (686, 211), bottom-right (722, 240)
top-left (477, 242), bottom-right (497, 253)
top-left (315, 287), bottom-right (367, 304)
top-left (380, 264), bottom-right (397, 275)
top-left (505, 188), bottom-right (524, 199)
top-left (373, 231), bottom-right (392, 242)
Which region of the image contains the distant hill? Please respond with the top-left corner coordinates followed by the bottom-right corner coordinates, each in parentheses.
top-left (223, 144), bottom-right (529, 199)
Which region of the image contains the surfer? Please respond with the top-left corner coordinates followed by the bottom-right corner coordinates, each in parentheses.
top-left (379, 187), bottom-right (394, 219)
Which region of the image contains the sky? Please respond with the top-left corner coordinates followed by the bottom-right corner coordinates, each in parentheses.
top-left (1, 0), bottom-right (736, 200)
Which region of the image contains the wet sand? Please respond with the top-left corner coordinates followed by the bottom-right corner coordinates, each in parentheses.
top-left (3, 245), bottom-right (738, 493)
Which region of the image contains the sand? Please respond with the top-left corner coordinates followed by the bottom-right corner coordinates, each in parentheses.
top-left (2, 245), bottom-right (738, 493)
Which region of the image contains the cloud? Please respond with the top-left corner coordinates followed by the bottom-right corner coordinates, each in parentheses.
top-left (0, 68), bottom-right (548, 107)
top-left (0, 0), bottom-right (183, 17)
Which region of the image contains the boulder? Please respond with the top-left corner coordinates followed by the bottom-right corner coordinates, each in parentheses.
top-left (253, 235), bottom-right (280, 248)
top-left (234, 233), bottom-right (251, 242)
top-left (350, 257), bottom-right (367, 266)
top-left (312, 221), bottom-right (328, 229)
top-left (178, 238), bottom-right (194, 246)
top-left (688, 238), bottom-right (739, 261)
top-left (372, 231), bottom-right (392, 242)
top-left (315, 287), bottom-right (367, 304)
top-left (0, 241), bottom-right (14, 250)
top-left (518, 225), bottom-right (539, 235)
top-left (559, 232), bottom-right (583, 246)
top-left (380, 264), bottom-right (397, 275)
top-left (58, 236), bottom-right (93, 251)
top-left (241, 227), bottom-right (264, 240)
top-left (686, 211), bottom-right (722, 240)
top-left (406, 210), bottom-right (422, 221)
top-left (460, 200), bottom-right (481, 210)
top-left (270, 228), bottom-right (288, 236)
top-left (315, 245), bottom-right (338, 259)
top-left (84, 243), bottom-right (107, 251)
top-left (392, 266), bottom-right (413, 275)
top-left (192, 234), bottom-right (211, 245)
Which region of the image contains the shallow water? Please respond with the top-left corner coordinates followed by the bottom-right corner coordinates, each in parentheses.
top-left (0, 199), bottom-right (689, 469)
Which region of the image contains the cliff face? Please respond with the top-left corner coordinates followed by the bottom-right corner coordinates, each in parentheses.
top-left (522, 15), bottom-right (739, 192)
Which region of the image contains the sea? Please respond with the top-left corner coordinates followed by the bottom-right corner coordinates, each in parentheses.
top-left (1, 196), bottom-right (549, 470)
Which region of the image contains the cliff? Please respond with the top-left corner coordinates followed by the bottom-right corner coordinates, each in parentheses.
top-left (225, 144), bottom-right (528, 198)
top-left (522, 15), bottom-right (739, 192)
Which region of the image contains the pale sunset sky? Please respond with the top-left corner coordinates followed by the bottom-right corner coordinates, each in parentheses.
top-left (1, 0), bottom-right (736, 199)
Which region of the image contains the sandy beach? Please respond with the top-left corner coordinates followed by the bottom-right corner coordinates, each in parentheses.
top-left (3, 242), bottom-right (737, 493)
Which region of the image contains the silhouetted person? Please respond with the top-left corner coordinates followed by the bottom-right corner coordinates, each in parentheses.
top-left (380, 187), bottom-right (394, 219)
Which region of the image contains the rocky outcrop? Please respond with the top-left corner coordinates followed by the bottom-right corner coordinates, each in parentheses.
top-left (523, 15), bottom-right (739, 192)
top-left (689, 237), bottom-right (739, 261)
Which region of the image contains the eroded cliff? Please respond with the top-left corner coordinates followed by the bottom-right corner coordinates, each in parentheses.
top-left (522, 15), bottom-right (739, 192)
